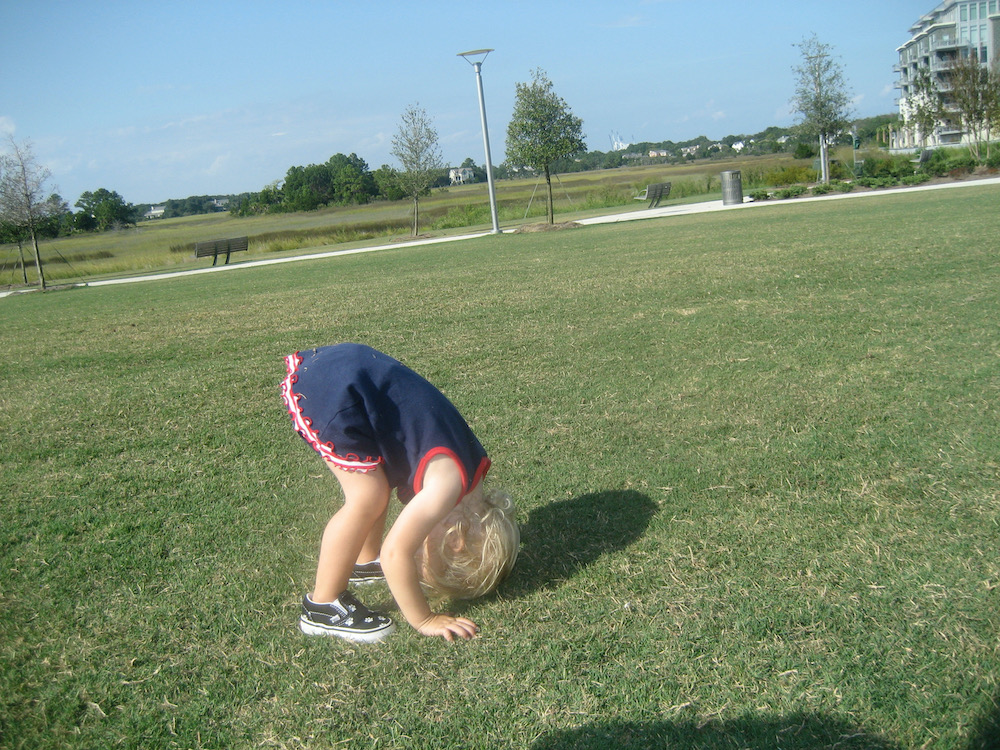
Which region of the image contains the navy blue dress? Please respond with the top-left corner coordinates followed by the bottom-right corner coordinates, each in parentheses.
top-left (281, 344), bottom-right (490, 502)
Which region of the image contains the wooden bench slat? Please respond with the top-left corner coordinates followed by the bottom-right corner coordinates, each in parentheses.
top-left (194, 237), bottom-right (249, 265)
top-left (634, 182), bottom-right (671, 209)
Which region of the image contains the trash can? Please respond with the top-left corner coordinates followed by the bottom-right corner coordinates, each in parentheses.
top-left (720, 170), bottom-right (743, 206)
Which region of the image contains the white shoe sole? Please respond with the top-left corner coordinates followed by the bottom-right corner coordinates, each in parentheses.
top-left (299, 616), bottom-right (396, 642)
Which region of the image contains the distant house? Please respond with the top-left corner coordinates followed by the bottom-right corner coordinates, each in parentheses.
top-left (211, 197), bottom-right (229, 210)
top-left (680, 145), bottom-right (700, 157)
top-left (144, 205), bottom-right (166, 220)
top-left (449, 167), bottom-right (474, 185)
top-left (648, 149), bottom-right (670, 158)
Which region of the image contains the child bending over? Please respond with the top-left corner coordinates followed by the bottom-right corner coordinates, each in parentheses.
top-left (280, 343), bottom-right (519, 642)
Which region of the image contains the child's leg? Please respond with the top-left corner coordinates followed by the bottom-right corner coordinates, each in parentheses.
top-left (358, 504), bottom-right (388, 565)
top-left (312, 464), bottom-right (391, 603)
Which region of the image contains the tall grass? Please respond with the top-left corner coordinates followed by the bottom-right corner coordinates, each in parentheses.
top-left (2, 183), bottom-right (998, 748)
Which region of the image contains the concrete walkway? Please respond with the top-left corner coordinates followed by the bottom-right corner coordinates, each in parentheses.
top-left (3, 175), bottom-right (998, 297)
top-left (578, 174), bottom-right (1000, 225)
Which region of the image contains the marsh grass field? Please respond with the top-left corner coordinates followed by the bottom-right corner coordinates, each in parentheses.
top-left (1, 184), bottom-right (999, 748)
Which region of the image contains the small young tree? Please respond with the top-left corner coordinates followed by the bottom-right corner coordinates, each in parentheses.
top-left (391, 103), bottom-right (443, 236)
top-left (945, 53), bottom-right (1000, 163)
top-left (908, 55), bottom-right (1000, 161)
top-left (0, 136), bottom-right (57, 290)
top-left (906, 65), bottom-right (945, 148)
top-left (505, 69), bottom-right (585, 224)
top-left (791, 35), bottom-right (853, 184)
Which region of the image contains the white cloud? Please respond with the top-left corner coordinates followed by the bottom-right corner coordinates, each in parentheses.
top-left (603, 15), bottom-right (645, 28)
top-left (773, 103), bottom-right (796, 121)
top-left (206, 154), bottom-right (229, 175)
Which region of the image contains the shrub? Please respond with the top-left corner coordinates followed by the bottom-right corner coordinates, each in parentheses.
top-left (793, 142), bottom-right (817, 159)
top-left (856, 176), bottom-right (899, 189)
top-left (858, 153), bottom-right (913, 181)
top-left (944, 153), bottom-right (977, 175)
top-left (901, 173), bottom-right (930, 186)
top-left (917, 147), bottom-right (979, 177)
top-left (829, 160), bottom-right (854, 181)
top-left (918, 149), bottom-right (950, 177)
top-left (775, 185), bottom-right (807, 199)
top-left (748, 189), bottom-right (771, 201)
top-left (811, 183), bottom-right (835, 195)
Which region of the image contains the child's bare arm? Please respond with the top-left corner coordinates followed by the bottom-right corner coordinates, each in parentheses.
top-left (381, 457), bottom-right (479, 640)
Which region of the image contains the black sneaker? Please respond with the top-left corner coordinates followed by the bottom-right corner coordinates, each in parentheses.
top-left (299, 591), bottom-right (396, 642)
top-left (349, 559), bottom-right (385, 585)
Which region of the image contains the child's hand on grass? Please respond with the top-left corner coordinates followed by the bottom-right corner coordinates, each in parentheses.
top-left (416, 614), bottom-right (479, 641)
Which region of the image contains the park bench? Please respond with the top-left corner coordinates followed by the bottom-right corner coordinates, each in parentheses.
top-left (911, 149), bottom-right (935, 169)
top-left (634, 182), bottom-right (671, 209)
top-left (194, 236), bottom-right (248, 266)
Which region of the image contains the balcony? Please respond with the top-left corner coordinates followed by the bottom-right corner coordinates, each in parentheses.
top-left (929, 34), bottom-right (960, 50)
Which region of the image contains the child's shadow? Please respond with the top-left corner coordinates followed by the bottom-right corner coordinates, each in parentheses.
top-left (503, 490), bottom-right (658, 597)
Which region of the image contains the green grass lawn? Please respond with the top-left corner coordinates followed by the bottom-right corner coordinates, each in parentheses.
top-left (1, 185), bottom-right (998, 749)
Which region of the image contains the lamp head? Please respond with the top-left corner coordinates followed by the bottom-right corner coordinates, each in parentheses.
top-left (457, 48), bottom-right (493, 65)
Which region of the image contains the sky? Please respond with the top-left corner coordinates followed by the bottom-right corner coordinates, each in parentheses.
top-left (1, 1), bottom-right (929, 206)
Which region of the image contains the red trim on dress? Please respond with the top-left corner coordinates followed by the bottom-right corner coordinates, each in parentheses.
top-left (413, 448), bottom-right (491, 505)
top-left (281, 352), bottom-right (381, 473)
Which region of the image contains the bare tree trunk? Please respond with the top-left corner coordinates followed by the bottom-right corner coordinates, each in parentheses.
top-left (17, 241), bottom-right (28, 284)
top-left (412, 196), bottom-right (419, 237)
top-left (818, 136), bottom-right (830, 184)
top-left (30, 230), bottom-right (45, 290)
top-left (544, 166), bottom-right (554, 224)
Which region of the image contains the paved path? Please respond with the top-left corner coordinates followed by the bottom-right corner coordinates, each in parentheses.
top-left (577, 174), bottom-right (1000, 225)
top-left (3, 175), bottom-right (998, 297)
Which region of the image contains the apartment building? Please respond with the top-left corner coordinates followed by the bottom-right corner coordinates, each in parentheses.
top-left (894, 0), bottom-right (1000, 149)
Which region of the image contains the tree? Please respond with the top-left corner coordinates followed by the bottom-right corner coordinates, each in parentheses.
top-left (791, 35), bottom-right (853, 184)
top-left (328, 153), bottom-right (377, 206)
top-left (944, 53), bottom-right (1000, 163)
top-left (505, 69), bottom-right (585, 224)
top-left (391, 103), bottom-right (443, 236)
top-left (373, 165), bottom-right (406, 202)
top-left (907, 54), bottom-right (1000, 161)
top-left (0, 136), bottom-right (57, 289)
top-left (74, 188), bottom-right (136, 231)
top-left (906, 64), bottom-right (944, 148)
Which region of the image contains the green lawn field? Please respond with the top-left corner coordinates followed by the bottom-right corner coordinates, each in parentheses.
top-left (1, 183), bottom-right (998, 748)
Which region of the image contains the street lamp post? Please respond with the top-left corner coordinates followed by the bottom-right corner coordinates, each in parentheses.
top-left (457, 48), bottom-right (500, 234)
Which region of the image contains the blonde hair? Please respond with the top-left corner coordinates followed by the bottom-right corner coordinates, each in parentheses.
top-left (420, 488), bottom-right (520, 601)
